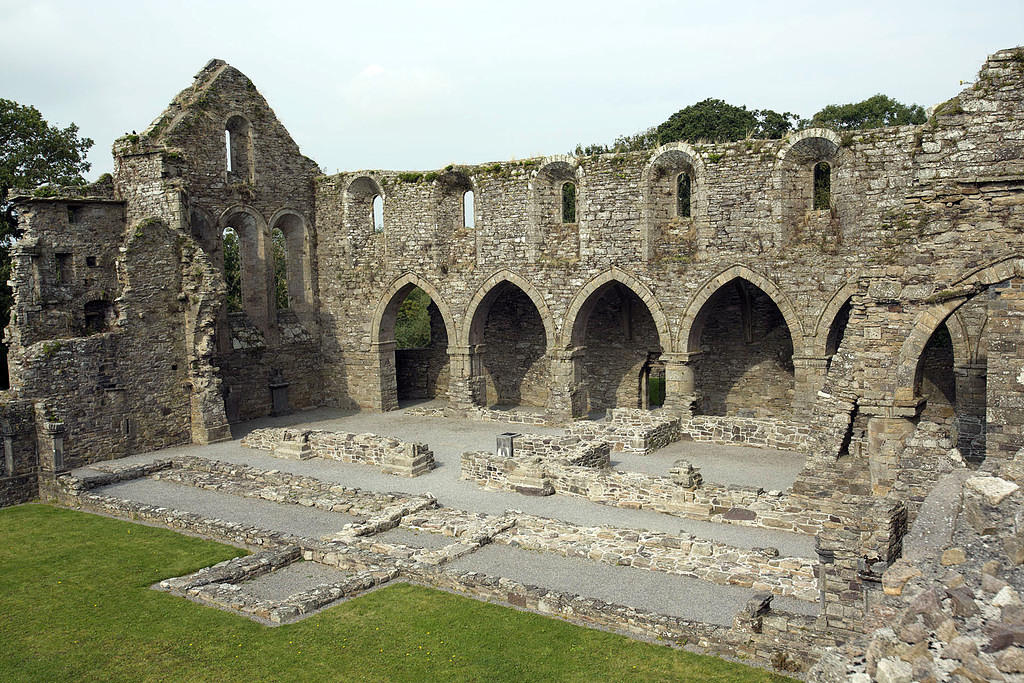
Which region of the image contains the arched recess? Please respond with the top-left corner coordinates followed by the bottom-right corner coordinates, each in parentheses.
top-left (640, 142), bottom-right (708, 261)
top-left (225, 114), bottom-right (254, 184)
top-left (463, 270), bottom-right (557, 350)
top-left (372, 273), bottom-right (456, 409)
top-left (682, 271), bottom-right (799, 418)
top-left (345, 175), bottom-right (385, 262)
top-left (563, 268), bottom-right (672, 350)
top-left (772, 128), bottom-right (843, 247)
top-left (894, 257), bottom-right (1024, 461)
top-left (218, 205), bottom-right (271, 332)
top-left (462, 271), bottom-right (556, 408)
top-left (527, 156), bottom-right (581, 260)
top-left (894, 256), bottom-right (1024, 400)
top-left (808, 281), bottom-right (861, 371)
top-left (563, 269), bottom-right (670, 412)
top-left (677, 265), bottom-right (804, 355)
top-left (433, 169), bottom-right (476, 271)
top-left (268, 209), bottom-right (314, 316)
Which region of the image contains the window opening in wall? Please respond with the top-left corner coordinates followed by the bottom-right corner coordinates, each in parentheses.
top-left (372, 194), bottom-right (384, 233)
top-left (676, 173), bottom-right (692, 218)
top-left (271, 227), bottom-right (288, 310)
top-left (463, 190), bottom-right (475, 229)
top-left (67, 206), bottom-right (81, 224)
top-left (222, 227), bottom-right (242, 312)
top-left (55, 253), bottom-right (72, 284)
top-left (225, 115), bottom-right (253, 183)
top-left (561, 182), bottom-right (576, 223)
top-left (86, 256), bottom-right (98, 268)
top-left (813, 161), bottom-right (831, 210)
top-left (84, 299), bottom-right (112, 334)
top-left (225, 130), bottom-right (232, 173)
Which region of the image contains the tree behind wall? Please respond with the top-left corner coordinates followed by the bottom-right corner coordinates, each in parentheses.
top-left (0, 99), bottom-right (93, 389)
top-left (395, 287), bottom-right (430, 349)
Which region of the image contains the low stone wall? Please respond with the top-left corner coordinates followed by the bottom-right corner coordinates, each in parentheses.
top-left (678, 415), bottom-right (813, 452)
top-left (406, 404), bottom-right (554, 426)
top-left (462, 450), bottom-right (827, 534)
top-left (513, 433), bottom-right (610, 467)
top-left (420, 570), bottom-right (838, 674)
top-left (567, 408), bottom-right (681, 455)
top-left (498, 513), bottom-right (818, 601)
top-left (159, 547), bottom-right (399, 625)
top-left (240, 427), bottom-right (434, 477)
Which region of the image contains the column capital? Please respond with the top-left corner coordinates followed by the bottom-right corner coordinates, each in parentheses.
top-left (660, 351), bottom-right (702, 364)
top-left (859, 399), bottom-right (924, 419)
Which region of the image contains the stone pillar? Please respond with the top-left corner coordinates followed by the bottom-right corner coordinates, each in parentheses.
top-left (189, 385), bottom-right (232, 444)
top-left (986, 278), bottom-right (1024, 460)
top-left (41, 420), bottom-right (66, 473)
top-left (862, 402), bottom-right (920, 496)
top-left (446, 344), bottom-right (487, 410)
top-left (792, 355), bottom-right (830, 415)
top-left (2, 423), bottom-right (13, 476)
top-left (661, 352), bottom-right (700, 415)
top-left (372, 340), bottom-right (398, 411)
top-left (547, 347), bottom-right (587, 420)
top-left (955, 362), bottom-right (987, 461)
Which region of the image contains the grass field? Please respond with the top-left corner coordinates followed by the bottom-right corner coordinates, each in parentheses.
top-left (0, 504), bottom-right (796, 682)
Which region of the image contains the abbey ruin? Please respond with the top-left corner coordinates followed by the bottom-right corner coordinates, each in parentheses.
top-left (4, 47), bottom-right (1024, 679)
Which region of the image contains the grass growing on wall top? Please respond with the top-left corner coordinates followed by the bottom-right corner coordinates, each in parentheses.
top-left (0, 505), bottom-right (796, 682)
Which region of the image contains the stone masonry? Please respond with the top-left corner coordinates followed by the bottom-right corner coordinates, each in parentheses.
top-left (2, 46), bottom-right (1024, 675)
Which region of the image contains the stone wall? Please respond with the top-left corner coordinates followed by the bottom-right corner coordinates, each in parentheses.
top-left (678, 415), bottom-right (814, 452)
top-left (0, 399), bottom-right (38, 506)
top-left (241, 427), bottom-right (434, 476)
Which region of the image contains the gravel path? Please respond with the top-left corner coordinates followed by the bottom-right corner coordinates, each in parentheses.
top-left (240, 561), bottom-right (350, 602)
top-left (446, 543), bottom-right (818, 626)
top-left (97, 478), bottom-right (360, 539)
top-left (614, 441), bottom-right (806, 492)
top-left (85, 407), bottom-right (816, 558)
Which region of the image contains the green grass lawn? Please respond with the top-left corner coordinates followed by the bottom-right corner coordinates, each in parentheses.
top-left (0, 504), bottom-right (795, 682)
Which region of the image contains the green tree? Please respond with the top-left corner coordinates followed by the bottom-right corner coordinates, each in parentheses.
top-left (655, 98), bottom-right (799, 144)
top-left (574, 99), bottom-right (798, 155)
top-left (222, 228), bottom-right (242, 313)
top-left (394, 287), bottom-right (430, 349)
top-left (272, 228), bottom-right (288, 311)
top-left (807, 94), bottom-right (926, 130)
top-left (0, 99), bottom-right (93, 387)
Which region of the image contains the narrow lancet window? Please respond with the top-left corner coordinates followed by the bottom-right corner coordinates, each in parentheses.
top-left (463, 190), bottom-right (475, 228)
top-left (813, 162), bottom-right (831, 210)
top-left (561, 182), bottom-right (576, 223)
top-left (372, 195), bottom-right (384, 233)
top-left (676, 173), bottom-right (691, 218)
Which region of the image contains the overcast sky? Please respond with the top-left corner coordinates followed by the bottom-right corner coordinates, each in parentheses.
top-left (3, 0), bottom-right (1022, 179)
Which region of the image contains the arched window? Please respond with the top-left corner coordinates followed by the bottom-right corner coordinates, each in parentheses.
top-left (463, 190), bottom-right (475, 228)
top-left (372, 194), bottom-right (384, 233)
top-left (813, 161), bottom-right (831, 210)
top-left (225, 115), bottom-right (253, 183)
top-left (676, 173), bottom-right (692, 218)
top-left (222, 227), bottom-right (242, 312)
top-left (271, 227), bottom-right (288, 310)
top-left (561, 182), bottom-right (576, 223)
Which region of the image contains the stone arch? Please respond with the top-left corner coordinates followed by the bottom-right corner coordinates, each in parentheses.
top-left (462, 270), bottom-right (556, 350)
top-left (268, 208), bottom-right (314, 315)
top-left (640, 142), bottom-right (708, 261)
top-left (527, 155), bottom-right (582, 258)
top-left (562, 268), bottom-right (671, 350)
top-left (772, 128), bottom-right (843, 244)
top-left (218, 205), bottom-right (271, 330)
top-left (677, 265), bottom-right (804, 354)
top-left (894, 256), bottom-right (1024, 401)
top-left (224, 113), bottom-right (254, 184)
top-left (371, 272), bottom-right (456, 346)
top-left (810, 281), bottom-right (860, 357)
